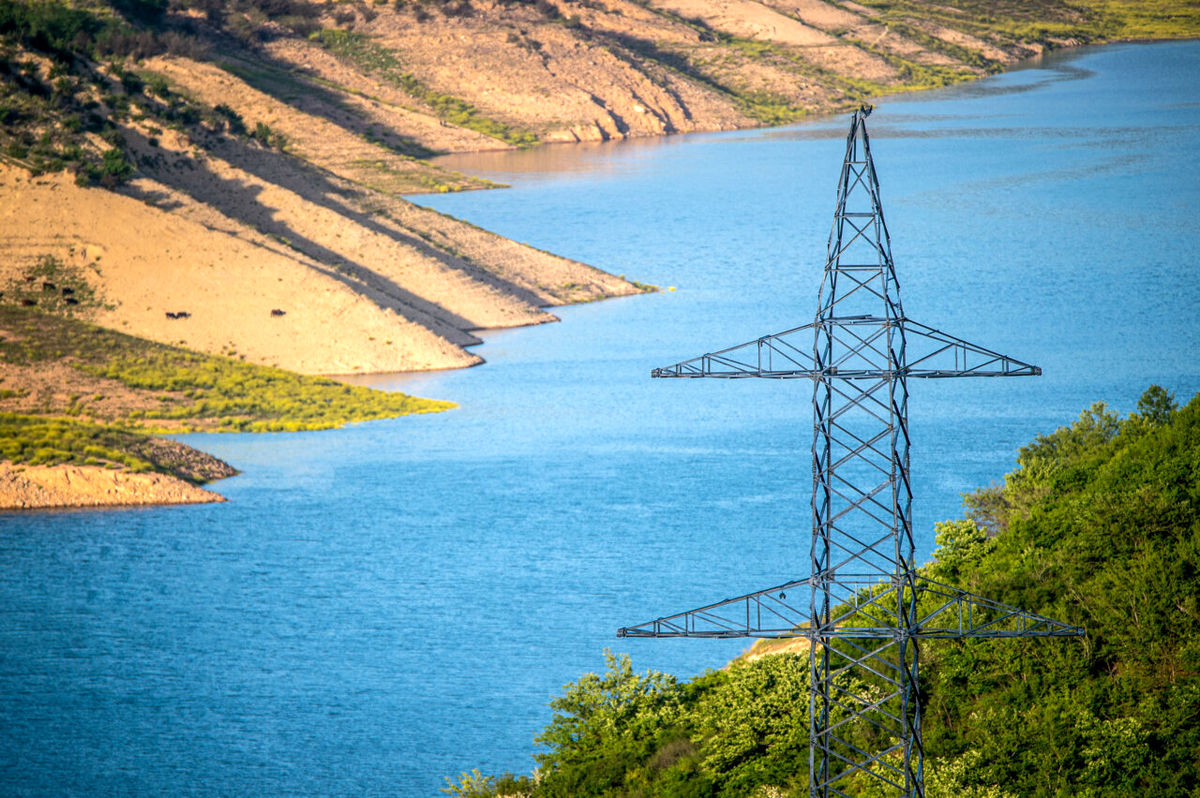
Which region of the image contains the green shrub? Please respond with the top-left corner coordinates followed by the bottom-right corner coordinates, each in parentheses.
top-left (0, 305), bottom-right (454, 433)
top-left (212, 102), bottom-right (246, 134)
top-left (99, 145), bottom-right (133, 183)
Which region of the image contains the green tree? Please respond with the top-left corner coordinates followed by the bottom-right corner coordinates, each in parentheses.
top-left (1135, 383), bottom-right (1177, 426)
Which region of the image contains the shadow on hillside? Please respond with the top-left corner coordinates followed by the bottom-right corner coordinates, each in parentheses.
top-left (213, 45), bottom-right (440, 161)
top-left (123, 128), bottom-right (488, 344)
top-left (192, 38), bottom-right (563, 306)
top-left (204, 130), bottom-right (552, 310)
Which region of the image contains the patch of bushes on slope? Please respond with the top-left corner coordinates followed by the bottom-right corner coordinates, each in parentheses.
top-left (0, 0), bottom-right (304, 188)
top-left (310, 28), bottom-right (538, 148)
top-left (0, 305), bottom-right (454, 435)
top-left (447, 385), bottom-right (1200, 797)
top-left (0, 0), bottom-right (204, 184)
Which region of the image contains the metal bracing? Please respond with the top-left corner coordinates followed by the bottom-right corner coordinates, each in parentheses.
top-left (617, 575), bottom-right (1084, 640)
top-left (620, 106), bottom-right (1083, 798)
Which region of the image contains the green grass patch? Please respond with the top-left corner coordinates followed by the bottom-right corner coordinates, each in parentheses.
top-left (345, 157), bottom-right (499, 194)
top-left (311, 28), bottom-right (539, 148)
top-left (0, 304), bottom-right (454, 434)
top-left (845, 36), bottom-right (977, 91)
top-left (0, 412), bottom-right (154, 469)
top-left (1074, 0), bottom-right (1200, 39)
top-left (713, 33), bottom-right (886, 106)
top-left (736, 89), bottom-right (807, 125)
top-left (85, 350), bottom-right (452, 432)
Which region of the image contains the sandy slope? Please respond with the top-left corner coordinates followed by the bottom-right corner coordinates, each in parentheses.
top-left (649, 0), bottom-right (837, 46)
top-left (0, 165), bottom-right (478, 374)
top-left (360, 0), bottom-right (753, 142)
top-left (0, 462), bottom-right (225, 509)
top-left (0, 111), bottom-right (639, 375)
top-left (143, 56), bottom-right (488, 195)
top-left (737, 636), bottom-right (811, 664)
top-left (259, 37), bottom-right (515, 155)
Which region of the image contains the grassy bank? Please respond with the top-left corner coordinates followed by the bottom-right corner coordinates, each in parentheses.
top-left (0, 305), bottom-right (452, 473)
top-left (0, 412), bottom-right (238, 482)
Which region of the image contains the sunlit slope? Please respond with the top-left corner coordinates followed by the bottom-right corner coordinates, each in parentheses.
top-left (0, 0), bottom-right (645, 376)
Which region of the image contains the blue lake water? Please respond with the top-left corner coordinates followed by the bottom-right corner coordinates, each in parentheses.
top-left (2, 41), bottom-right (1199, 796)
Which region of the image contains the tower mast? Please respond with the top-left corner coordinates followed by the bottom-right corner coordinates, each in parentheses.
top-left (620, 107), bottom-right (1083, 797)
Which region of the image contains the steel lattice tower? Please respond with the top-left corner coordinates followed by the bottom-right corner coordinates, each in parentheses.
top-left (619, 107), bottom-right (1084, 797)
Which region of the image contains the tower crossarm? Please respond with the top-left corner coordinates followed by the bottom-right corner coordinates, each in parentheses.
top-left (909, 576), bottom-right (1085, 638)
top-left (900, 319), bottom-right (1041, 378)
top-left (618, 575), bottom-right (1084, 640)
top-left (650, 323), bottom-right (820, 379)
top-left (651, 317), bottom-right (1040, 380)
top-left (617, 579), bottom-right (809, 638)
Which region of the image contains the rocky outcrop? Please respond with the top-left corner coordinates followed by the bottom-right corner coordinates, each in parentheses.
top-left (0, 462), bottom-right (228, 510)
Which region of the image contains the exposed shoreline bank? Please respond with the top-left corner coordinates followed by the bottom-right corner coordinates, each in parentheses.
top-left (0, 460), bottom-right (230, 511)
top-left (5, 30), bottom-right (1196, 512)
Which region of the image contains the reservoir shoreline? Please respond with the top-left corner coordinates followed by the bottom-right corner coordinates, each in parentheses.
top-left (0, 37), bottom-right (1161, 511)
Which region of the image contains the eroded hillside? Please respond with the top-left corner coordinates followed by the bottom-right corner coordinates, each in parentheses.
top-left (0, 0), bottom-right (1195, 378)
top-left (0, 0), bottom-right (649, 376)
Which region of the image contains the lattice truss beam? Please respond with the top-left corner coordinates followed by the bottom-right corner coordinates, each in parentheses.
top-left (617, 576), bottom-right (1084, 639)
top-left (649, 318), bottom-right (1041, 380)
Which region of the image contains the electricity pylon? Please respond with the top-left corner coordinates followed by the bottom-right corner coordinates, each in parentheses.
top-left (619, 107), bottom-right (1083, 797)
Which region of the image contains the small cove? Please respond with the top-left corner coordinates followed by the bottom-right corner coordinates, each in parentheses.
top-left (2, 41), bottom-right (1199, 796)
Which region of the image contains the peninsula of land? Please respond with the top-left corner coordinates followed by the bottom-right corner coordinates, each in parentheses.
top-left (0, 0), bottom-right (1195, 509)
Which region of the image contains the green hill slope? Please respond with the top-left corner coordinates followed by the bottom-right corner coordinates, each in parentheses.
top-left (453, 386), bottom-right (1200, 797)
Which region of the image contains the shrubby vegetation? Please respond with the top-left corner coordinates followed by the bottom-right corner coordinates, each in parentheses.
top-left (0, 0), bottom-right (332, 188)
top-left (311, 28), bottom-right (538, 148)
top-left (0, 412), bottom-right (156, 470)
top-left (450, 387), bottom-right (1200, 796)
top-left (0, 0), bottom-right (214, 184)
